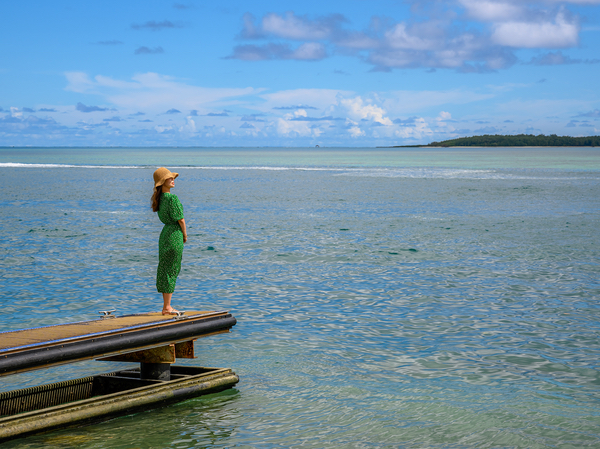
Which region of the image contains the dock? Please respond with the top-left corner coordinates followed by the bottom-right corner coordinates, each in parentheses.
top-left (0, 310), bottom-right (239, 442)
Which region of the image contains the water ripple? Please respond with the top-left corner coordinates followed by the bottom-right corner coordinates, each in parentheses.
top-left (1, 165), bottom-right (599, 448)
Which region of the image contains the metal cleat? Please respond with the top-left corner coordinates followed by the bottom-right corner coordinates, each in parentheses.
top-left (174, 311), bottom-right (187, 320)
top-left (98, 309), bottom-right (116, 319)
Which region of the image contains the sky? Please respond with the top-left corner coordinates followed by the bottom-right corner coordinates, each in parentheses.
top-left (1, 0), bottom-right (599, 147)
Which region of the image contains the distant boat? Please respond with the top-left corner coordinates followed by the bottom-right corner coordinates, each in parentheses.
top-left (315, 145), bottom-right (320, 148)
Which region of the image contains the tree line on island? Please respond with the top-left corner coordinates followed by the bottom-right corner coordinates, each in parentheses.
top-left (393, 134), bottom-right (600, 147)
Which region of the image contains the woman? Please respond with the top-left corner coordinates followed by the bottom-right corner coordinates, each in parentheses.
top-left (151, 167), bottom-right (187, 315)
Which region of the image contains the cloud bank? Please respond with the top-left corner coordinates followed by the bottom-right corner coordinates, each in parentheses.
top-left (0, 70), bottom-right (561, 146)
top-left (228, 1), bottom-right (588, 72)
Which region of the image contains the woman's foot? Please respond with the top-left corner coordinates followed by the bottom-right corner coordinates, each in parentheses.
top-left (162, 307), bottom-right (179, 315)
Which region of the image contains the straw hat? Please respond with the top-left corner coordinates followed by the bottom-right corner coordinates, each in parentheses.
top-left (153, 167), bottom-right (179, 187)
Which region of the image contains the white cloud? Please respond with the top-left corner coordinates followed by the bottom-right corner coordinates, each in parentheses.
top-left (293, 109), bottom-right (307, 118)
top-left (180, 117), bottom-right (197, 133)
top-left (94, 75), bottom-right (141, 90)
top-left (275, 117), bottom-right (314, 136)
top-left (7, 69), bottom-right (586, 146)
top-left (394, 117), bottom-right (433, 140)
top-left (154, 125), bottom-right (175, 134)
top-left (547, 0), bottom-right (600, 4)
top-left (492, 12), bottom-right (579, 48)
top-left (248, 11), bottom-right (515, 71)
top-left (290, 42), bottom-right (327, 60)
top-left (528, 50), bottom-right (590, 65)
top-left (228, 42), bottom-right (327, 61)
top-left (495, 98), bottom-right (593, 117)
top-left (347, 124), bottom-right (365, 138)
top-left (335, 33), bottom-right (380, 50)
top-left (261, 12), bottom-right (336, 40)
top-left (261, 88), bottom-right (351, 111)
top-left (65, 72), bottom-right (97, 93)
top-left (338, 97), bottom-right (393, 125)
top-left (385, 23), bottom-right (441, 51)
top-left (459, 0), bottom-right (524, 21)
top-left (438, 111), bottom-right (452, 121)
top-left (235, 4), bottom-right (589, 71)
top-left (381, 89), bottom-right (495, 114)
top-left (65, 72), bottom-right (262, 112)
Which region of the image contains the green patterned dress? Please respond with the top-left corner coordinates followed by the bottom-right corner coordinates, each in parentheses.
top-left (156, 192), bottom-right (184, 293)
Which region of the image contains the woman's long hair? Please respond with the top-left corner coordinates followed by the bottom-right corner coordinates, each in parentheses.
top-left (151, 186), bottom-right (162, 212)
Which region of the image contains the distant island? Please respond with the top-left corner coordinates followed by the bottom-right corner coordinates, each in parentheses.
top-left (391, 134), bottom-right (600, 148)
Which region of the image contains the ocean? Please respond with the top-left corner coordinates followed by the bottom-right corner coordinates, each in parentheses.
top-left (0, 146), bottom-right (599, 448)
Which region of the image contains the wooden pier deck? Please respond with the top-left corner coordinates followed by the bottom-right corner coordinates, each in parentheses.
top-left (0, 311), bottom-right (236, 377)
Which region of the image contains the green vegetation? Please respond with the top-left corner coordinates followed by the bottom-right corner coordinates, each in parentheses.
top-left (395, 134), bottom-right (600, 147)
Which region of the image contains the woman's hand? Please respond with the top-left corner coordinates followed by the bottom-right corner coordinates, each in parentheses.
top-left (178, 218), bottom-right (187, 243)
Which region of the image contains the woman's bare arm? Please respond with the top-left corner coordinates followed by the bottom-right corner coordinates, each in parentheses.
top-left (178, 218), bottom-right (187, 243)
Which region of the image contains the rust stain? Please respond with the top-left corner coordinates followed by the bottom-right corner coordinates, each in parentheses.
top-left (98, 344), bottom-right (177, 364)
top-left (174, 340), bottom-right (195, 359)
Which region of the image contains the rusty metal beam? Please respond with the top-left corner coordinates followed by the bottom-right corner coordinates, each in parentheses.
top-left (175, 340), bottom-right (195, 359)
top-left (97, 344), bottom-right (176, 364)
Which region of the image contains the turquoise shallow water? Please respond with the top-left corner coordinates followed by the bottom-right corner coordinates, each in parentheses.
top-left (1, 146), bottom-right (599, 169)
top-left (1, 147), bottom-right (599, 448)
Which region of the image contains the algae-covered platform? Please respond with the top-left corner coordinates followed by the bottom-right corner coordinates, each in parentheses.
top-left (0, 310), bottom-right (239, 442)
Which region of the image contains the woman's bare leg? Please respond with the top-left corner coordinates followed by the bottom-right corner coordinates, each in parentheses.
top-left (162, 293), bottom-right (178, 314)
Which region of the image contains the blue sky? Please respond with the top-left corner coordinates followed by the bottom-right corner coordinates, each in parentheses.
top-left (1, 0), bottom-right (599, 147)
